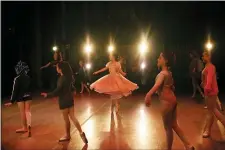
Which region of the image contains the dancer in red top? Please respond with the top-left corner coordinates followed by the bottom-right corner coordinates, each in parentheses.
top-left (201, 51), bottom-right (225, 138)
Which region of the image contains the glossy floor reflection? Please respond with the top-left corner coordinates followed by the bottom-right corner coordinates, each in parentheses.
top-left (2, 94), bottom-right (225, 150)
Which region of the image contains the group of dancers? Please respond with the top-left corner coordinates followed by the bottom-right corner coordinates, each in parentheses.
top-left (4, 49), bottom-right (225, 150)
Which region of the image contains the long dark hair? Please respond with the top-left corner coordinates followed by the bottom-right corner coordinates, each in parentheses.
top-left (161, 51), bottom-right (176, 69)
top-left (57, 61), bottom-right (73, 81)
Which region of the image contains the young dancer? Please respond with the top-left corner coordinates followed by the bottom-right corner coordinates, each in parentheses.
top-left (201, 51), bottom-right (225, 138)
top-left (91, 53), bottom-right (138, 114)
top-left (189, 51), bottom-right (204, 99)
top-left (145, 52), bottom-right (195, 150)
top-left (5, 61), bottom-right (32, 137)
top-left (41, 61), bottom-right (88, 143)
top-left (78, 60), bottom-right (90, 94)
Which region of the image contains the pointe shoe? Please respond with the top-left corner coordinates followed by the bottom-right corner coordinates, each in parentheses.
top-left (28, 125), bottom-right (31, 137)
top-left (16, 128), bottom-right (28, 133)
top-left (58, 136), bottom-right (71, 142)
top-left (202, 131), bottom-right (210, 138)
top-left (186, 146), bottom-right (195, 150)
top-left (80, 132), bottom-right (88, 144)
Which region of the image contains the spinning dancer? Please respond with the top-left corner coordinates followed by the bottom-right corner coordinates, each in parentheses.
top-left (41, 61), bottom-right (88, 143)
top-left (5, 61), bottom-right (32, 137)
top-left (91, 53), bottom-right (138, 114)
top-left (201, 51), bottom-right (225, 138)
top-left (78, 60), bottom-right (90, 94)
top-left (145, 52), bottom-right (195, 150)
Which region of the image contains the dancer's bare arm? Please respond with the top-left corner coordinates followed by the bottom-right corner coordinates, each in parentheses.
top-left (93, 67), bottom-right (108, 75)
top-left (40, 62), bottom-right (51, 70)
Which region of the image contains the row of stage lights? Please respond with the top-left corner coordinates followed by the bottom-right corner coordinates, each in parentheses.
top-left (51, 39), bottom-right (214, 71)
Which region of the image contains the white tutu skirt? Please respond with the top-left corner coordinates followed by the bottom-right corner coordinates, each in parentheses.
top-left (90, 74), bottom-right (138, 99)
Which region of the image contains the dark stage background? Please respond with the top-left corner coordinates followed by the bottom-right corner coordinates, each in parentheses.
top-left (2, 2), bottom-right (225, 99)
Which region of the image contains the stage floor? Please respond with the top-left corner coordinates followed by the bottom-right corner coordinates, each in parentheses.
top-left (2, 94), bottom-right (225, 150)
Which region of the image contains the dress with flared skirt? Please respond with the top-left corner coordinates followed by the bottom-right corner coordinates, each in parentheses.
top-left (90, 61), bottom-right (138, 99)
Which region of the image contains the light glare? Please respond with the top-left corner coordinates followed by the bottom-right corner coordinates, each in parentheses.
top-left (141, 62), bottom-right (146, 69)
top-left (86, 63), bottom-right (91, 69)
top-left (52, 46), bottom-right (58, 51)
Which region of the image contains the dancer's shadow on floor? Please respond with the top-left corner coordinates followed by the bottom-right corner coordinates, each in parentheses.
top-left (99, 113), bottom-right (131, 150)
top-left (58, 142), bottom-right (88, 150)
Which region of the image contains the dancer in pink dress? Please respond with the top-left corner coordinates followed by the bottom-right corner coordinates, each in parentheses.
top-left (91, 54), bottom-right (138, 114)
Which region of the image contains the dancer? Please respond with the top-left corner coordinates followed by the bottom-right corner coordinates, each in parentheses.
top-left (91, 53), bottom-right (138, 114)
top-left (189, 51), bottom-right (204, 99)
top-left (5, 61), bottom-right (32, 137)
top-left (78, 60), bottom-right (90, 94)
top-left (40, 51), bottom-right (76, 94)
top-left (40, 51), bottom-right (63, 70)
top-left (145, 52), bottom-right (195, 150)
top-left (41, 61), bottom-right (88, 143)
top-left (201, 51), bottom-right (225, 138)
top-left (40, 51), bottom-right (63, 90)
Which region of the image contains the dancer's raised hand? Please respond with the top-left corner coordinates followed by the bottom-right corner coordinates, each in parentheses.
top-left (41, 93), bottom-right (47, 98)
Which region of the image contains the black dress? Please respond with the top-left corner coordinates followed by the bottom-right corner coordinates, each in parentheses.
top-left (78, 67), bottom-right (88, 83)
top-left (47, 75), bottom-right (74, 110)
top-left (11, 73), bottom-right (32, 103)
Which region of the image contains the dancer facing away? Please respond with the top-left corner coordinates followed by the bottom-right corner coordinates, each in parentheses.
top-left (145, 52), bottom-right (195, 150)
top-left (78, 60), bottom-right (90, 94)
top-left (41, 61), bottom-right (88, 143)
top-left (91, 53), bottom-right (138, 114)
top-left (201, 51), bottom-right (225, 138)
top-left (5, 61), bottom-right (32, 137)
top-left (189, 51), bottom-right (204, 99)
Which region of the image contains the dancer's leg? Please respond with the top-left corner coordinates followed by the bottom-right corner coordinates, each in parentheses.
top-left (25, 100), bottom-right (32, 126)
top-left (161, 101), bottom-right (174, 150)
top-left (80, 82), bottom-right (84, 93)
top-left (203, 96), bottom-right (225, 137)
top-left (191, 76), bottom-right (197, 98)
top-left (25, 100), bottom-right (32, 136)
top-left (61, 108), bottom-right (71, 139)
top-left (16, 102), bottom-right (27, 132)
top-left (68, 107), bottom-right (82, 134)
top-left (172, 105), bottom-right (193, 149)
top-left (68, 106), bottom-right (88, 143)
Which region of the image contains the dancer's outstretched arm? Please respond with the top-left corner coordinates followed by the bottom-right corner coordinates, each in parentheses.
top-left (93, 67), bottom-right (108, 75)
top-left (40, 62), bottom-right (51, 70)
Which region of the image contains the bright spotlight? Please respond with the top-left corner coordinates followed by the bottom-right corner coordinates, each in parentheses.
top-left (52, 46), bottom-right (58, 51)
top-left (139, 42), bottom-right (148, 54)
top-left (84, 44), bottom-right (92, 53)
top-left (108, 45), bottom-right (114, 53)
top-left (205, 42), bottom-right (213, 51)
top-left (86, 63), bottom-right (91, 69)
top-left (141, 62), bottom-right (146, 69)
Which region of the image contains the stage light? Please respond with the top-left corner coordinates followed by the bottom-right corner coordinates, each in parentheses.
top-left (86, 63), bottom-right (91, 69)
top-left (205, 41), bottom-right (213, 51)
top-left (139, 41), bottom-right (148, 55)
top-left (84, 44), bottom-right (92, 54)
top-left (140, 62), bottom-right (146, 70)
top-left (52, 46), bottom-right (58, 51)
top-left (108, 45), bottom-right (114, 53)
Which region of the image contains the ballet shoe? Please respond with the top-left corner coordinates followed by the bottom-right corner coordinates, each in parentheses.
top-left (58, 136), bottom-right (71, 142)
top-left (202, 131), bottom-right (210, 138)
top-left (80, 132), bottom-right (88, 144)
top-left (28, 125), bottom-right (31, 137)
top-left (16, 128), bottom-right (28, 133)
